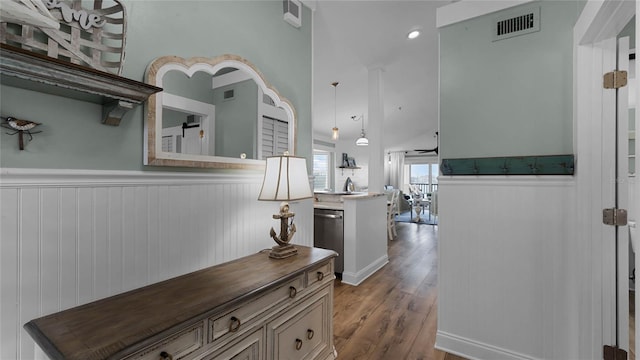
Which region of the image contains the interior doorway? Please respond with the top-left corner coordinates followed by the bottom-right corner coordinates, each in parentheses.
top-left (622, 17), bottom-right (637, 359)
top-left (574, 2), bottom-right (637, 358)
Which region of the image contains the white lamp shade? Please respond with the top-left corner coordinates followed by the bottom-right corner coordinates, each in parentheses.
top-left (356, 136), bottom-right (369, 146)
top-left (258, 156), bottom-right (312, 201)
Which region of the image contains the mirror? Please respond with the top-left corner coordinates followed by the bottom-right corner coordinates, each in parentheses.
top-left (144, 55), bottom-right (296, 169)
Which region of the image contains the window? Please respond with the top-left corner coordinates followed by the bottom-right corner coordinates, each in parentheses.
top-left (409, 163), bottom-right (439, 193)
top-left (431, 163), bottom-right (439, 192)
top-left (313, 151), bottom-right (331, 191)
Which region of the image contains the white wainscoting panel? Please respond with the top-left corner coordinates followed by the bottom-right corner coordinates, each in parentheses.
top-left (435, 176), bottom-right (576, 360)
top-left (0, 168), bottom-right (313, 360)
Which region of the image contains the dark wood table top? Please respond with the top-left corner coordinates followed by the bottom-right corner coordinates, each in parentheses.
top-left (24, 245), bottom-right (337, 360)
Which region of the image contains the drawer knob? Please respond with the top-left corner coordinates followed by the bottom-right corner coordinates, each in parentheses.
top-left (316, 271), bottom-right (324, 281)
top-left (159, 351), bottom-right (174, 360)
top-left (295, 338), bottom-right (303, 350)
top-left (289, 286), bottom-right (297, 299)
top-left (307, 329), bottom-right (314, 340)
top-left (229, 316), bottom-right (241, 333)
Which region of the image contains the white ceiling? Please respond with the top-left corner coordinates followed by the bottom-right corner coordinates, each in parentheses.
top-left (310, 0), bottom-right (453, 152)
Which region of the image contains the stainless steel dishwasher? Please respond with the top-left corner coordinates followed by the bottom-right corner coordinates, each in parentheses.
top-left (314, 209), bottom-right (344, 274)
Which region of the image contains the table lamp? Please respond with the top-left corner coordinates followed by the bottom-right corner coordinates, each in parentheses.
top-left (258, 155), bottom-right (312, 259)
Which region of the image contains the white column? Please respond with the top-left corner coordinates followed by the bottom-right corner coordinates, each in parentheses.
top-left (367, 67), bottom-right (385, 192)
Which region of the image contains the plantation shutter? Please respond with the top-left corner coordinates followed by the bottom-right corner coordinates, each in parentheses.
top-left (262, 116), bottom-right (289, 157)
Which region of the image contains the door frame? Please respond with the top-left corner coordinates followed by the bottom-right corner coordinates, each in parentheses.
top-left (574, 1), bottom-right (636, 358)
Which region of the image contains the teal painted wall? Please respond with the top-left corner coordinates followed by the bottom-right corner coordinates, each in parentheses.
top-left (0, 0), bottom-right (312, 171)
top-left (618, 15), bottom-right (635, 46)
top-left (162, 70), bottom-right (215, 129)
top-left (163, 70), bottom-right (216, 104)
top-left (439, 1), bottom-right (584, 159)
top-left (214, 79), bottom-right (258, 159)
top-left (163, 108), bottom-right (194, 129)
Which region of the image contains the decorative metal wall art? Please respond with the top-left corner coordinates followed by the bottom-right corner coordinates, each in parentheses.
top-left (0, 0), bottom-right (127, 75)
top-left (0, 0), bottom-right (59, 29)
top-left (1, 116), bottom-right (42, 150)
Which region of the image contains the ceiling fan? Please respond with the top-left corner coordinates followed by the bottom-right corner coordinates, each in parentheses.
top-left (414, 131), bottom-right (438, 154)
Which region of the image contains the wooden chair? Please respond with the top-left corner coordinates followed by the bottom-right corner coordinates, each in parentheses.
top-left (387, 189), bottom-right (399, 240)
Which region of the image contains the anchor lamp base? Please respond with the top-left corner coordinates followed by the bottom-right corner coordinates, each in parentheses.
top-left (269, 244), bottom-right (298, 259)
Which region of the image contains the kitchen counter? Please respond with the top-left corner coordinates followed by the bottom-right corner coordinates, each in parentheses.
top-left (313, 192), bottom-right (388, 286)
top-left (342, 192), bottom-right (385, 199)
top-left (313, 192), bottom-right (385, 210)
top-left (314, 201), bottom-right (344, 210)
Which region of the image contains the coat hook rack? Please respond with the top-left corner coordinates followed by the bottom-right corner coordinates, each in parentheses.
top-left (441, 155), bottom-right (575, 176)
top-left (529, 158), bottom-right (539, 174)
top-left (499, 160), bottom-right (509, 174)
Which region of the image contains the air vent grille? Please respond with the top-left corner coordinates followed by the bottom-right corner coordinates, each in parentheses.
top-left (283, 0), bottom-right (302, 28)
top-left (493, 6), bottom-right (540, 41)
top-left (223, 89), bottom-right (235, 100)
top-left (186, 115), bottom-right (198, 124)
top-left (497, 13), bottom-right (534, 36)
top-left (283, 0), bottom-right (299, 18)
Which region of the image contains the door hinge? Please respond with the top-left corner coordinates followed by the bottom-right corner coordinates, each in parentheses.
top-left (603, 208), bottom-right (628, 226)
top-left (603, 345), bottom-right (627, 360)
top-left (603, 70), bottom-right (628, 89)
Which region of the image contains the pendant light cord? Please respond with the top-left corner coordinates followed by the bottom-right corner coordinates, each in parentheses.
top-left (332, 82), bottom-right (338, 129)
top-left (331, 82), bottom-right (339, 140)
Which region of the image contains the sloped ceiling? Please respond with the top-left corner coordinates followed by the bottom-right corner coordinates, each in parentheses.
top-left (311, 0), bottom-right (452, 152)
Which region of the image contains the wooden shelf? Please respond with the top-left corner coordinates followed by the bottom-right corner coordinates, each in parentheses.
top-left (0, 43), bottom-right (162, 126)
top-left (338, 166), bottom-right (360, 176)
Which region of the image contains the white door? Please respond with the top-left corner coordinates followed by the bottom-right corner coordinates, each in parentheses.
top-left (596, 34), bottom-right (632, 359)
top-left (182, 123), bottom-right (205, 155)
top-left (575, 2), bottom-right (636, 357)
top-left (599, 35), bottom-right (620, 355)
top-left (601, 35), bottom-right (632, 357)
top-left (162, 124), bottom-right (206, 155)
top-left (631, 47), bottom-right (640, 360)
top-left (615, 35), bottom-right (631, 356)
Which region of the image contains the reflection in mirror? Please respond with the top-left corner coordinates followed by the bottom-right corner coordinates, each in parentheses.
top-left (145, 55), bottom-right (296, 169)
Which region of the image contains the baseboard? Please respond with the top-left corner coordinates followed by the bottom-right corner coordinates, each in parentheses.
top-left (435, 331), bottom-right (539, 360)
top-left (341, 254), bottom-right (389, 286)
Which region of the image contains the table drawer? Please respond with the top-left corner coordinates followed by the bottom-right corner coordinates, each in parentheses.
top-left (124, 323), bottom-right (204, 360)
top-left (201, 327), bottom-right (264, 360)
top-left (306, 261), bottom-right (333, 288)
top-left (268, 291), bottom-right (330, 360)
top-left (209, 275), bottom-right (304, 341)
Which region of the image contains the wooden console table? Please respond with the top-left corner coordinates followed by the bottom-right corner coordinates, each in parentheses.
top-left (24, 246), bottom-right (337, 360)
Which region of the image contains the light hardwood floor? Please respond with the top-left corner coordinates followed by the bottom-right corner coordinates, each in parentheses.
top-left (631, 291), bottom-right (635, 360)
top-left (332, 221), bottom-right (466, 360)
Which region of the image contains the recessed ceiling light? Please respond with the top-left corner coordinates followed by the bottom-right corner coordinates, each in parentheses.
top-left (407, 30), bottom-right (421, 39)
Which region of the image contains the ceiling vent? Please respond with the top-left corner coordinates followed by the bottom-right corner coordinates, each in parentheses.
top-left (283, 0), bottom-right (302, 28)
top-left (492, 6), bottom-right (540, 42)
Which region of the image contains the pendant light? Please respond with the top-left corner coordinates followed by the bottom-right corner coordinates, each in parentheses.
top-left (353, 115), bottom-right (369, 146)
top-left (331, 82), bottom-right (339, 140)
